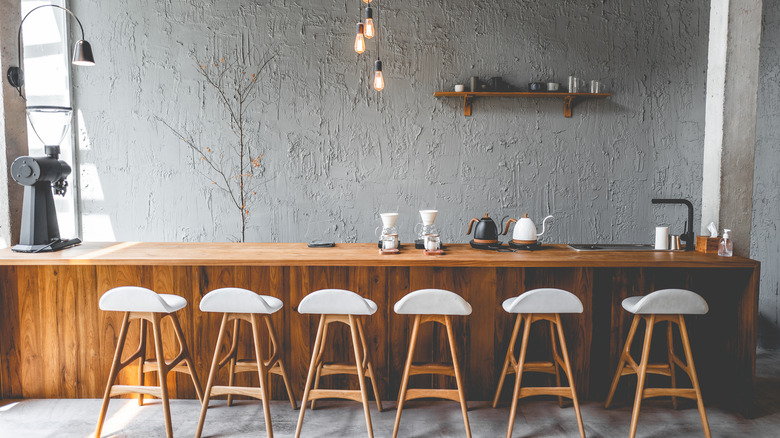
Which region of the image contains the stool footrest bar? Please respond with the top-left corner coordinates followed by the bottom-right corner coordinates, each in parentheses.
top-left (404, 388), bottom-right (461, 402)
top-left (308, 388), bottom-right (365, 403)
top-left (517, 386), bottom-right (574, 399)
top-left (643, 388), bottom-right (698, 399)
top-left (409, 363), bottom-right (456, 377)
top-left (210, 385), bottom-right (264, 399)
top-left (110, 385), bottom-right (163, 398)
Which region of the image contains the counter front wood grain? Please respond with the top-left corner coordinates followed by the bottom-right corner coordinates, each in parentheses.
top-left (0, 242), bottom-right (758, 417)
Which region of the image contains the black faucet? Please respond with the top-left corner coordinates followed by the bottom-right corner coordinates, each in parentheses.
top-left (651, 198), bottom-right (695, 251)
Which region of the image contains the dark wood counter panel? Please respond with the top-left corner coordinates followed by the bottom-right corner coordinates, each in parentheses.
top-left (0, 243), bottom-right (759, 417)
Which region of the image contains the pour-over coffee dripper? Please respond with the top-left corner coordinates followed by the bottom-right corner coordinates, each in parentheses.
top-left (375, 213), bottom-right (399, 249)
top-left (414, 210), bottom-right (439, 248)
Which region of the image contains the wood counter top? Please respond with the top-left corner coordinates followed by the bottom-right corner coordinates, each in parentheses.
top-left (0, 242), bottom-right (759, 268)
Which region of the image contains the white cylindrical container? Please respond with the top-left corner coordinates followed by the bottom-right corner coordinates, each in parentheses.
top-left (655, 226), bottom-right (669, 250)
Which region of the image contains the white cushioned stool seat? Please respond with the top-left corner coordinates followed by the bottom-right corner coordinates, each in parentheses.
top-left (99, 286), bottom-right (187, 313)
top-left (393, 289), bottom-right (472, 315)
top-left (298, 289), bottom-right (377, 315)
top-left (199, 287), bottom-right (283, 314)
top-left (622, 289), bottom-right (708, 315)
top-left (502, 288), bottom-right (583, 314)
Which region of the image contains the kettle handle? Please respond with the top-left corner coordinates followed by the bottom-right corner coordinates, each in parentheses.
top-left (502, 218), bottom-right (516, 236)
top-left (466, 218), bottom-right (478, 235)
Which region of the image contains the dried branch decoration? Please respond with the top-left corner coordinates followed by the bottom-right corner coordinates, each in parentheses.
top-left (157, 51), bottom-right (275, 242)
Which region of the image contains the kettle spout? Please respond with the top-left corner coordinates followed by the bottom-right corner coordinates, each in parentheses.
top-left (537, 215), bottom-right (554, 237)
top-left (466, 218), bottom-right (478, 235)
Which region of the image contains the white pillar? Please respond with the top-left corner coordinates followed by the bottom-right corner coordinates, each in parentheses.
top-left (701, 0), bottom-right (763, 256)
top-left (0, 0), bottom-right (28, 248)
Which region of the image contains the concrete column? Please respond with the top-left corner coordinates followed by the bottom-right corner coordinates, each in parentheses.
top-left (701, 0), bottom-right (763, 256)
top-left (0, 0), bottom-right (27, 248)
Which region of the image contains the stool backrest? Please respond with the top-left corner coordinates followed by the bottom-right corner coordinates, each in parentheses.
top-left (99, 286), bottom-right (181, 313)
top-left (298, 289), bottom-right (377, 315)
top-left (393, 289), bottom-right (472, 315)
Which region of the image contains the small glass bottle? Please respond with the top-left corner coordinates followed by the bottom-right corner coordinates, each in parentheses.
top-left (718, 229), bottom-right (733, 257)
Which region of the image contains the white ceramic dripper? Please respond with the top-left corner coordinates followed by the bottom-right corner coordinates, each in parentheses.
top-left (380, 213), bottom-right (398, 229)
top-left (415, 210), bottom-right (439, 240)
top-left (419, 210), bottom-right (437, 226)
top-left (377, 213), bottom-right (399, 249)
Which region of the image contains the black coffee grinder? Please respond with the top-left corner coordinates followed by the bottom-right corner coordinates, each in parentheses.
top-left (10, 106), bottom-right (81, 252)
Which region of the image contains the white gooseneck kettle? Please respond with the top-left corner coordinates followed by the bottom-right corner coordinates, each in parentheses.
top-left (502, 214), bottom-right (554, 244)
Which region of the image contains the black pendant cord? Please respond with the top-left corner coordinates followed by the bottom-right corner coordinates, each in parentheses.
top-left (376, 0), bottom-right (380, 61)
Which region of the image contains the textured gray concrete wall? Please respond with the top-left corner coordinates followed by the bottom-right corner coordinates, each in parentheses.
top-left (68, 0), bottom-right (708, 246)
top-left (753, 0), bottom-right (780, 349)
top-left (0, 0), bottom-right (27, 248)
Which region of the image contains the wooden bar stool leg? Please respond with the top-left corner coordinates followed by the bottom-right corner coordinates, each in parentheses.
top-left (251, 314), bottom-right (274, 438)
top-left (493, 314), bottom-right (522, 408)
top-left (629, 315), bottom-right (655, 438)
top-left (151, 313), bottom-right (173, 438)
top-left (506, 314), bottom-right (532, 438)
top-left (227, 318), bottom-right (240, 407)
top-left (264, 315), bottom-right (297, 409)
top-left (678, 315), bottom-right (711, 438)
top-left (550, 319), bottom-right (564, 408)
top-left (445, 315), bottom-right (472, 438)
top-left (310, 321), bottom-right (329, 411)
top-left (137, 319), bottom-right (148, 406)
top-left (392, 315), bottom-right (420, 438)
top-left (605, 314), bottom-right (640, 408)
top-left (554, 314), bottom-right (585, 438)
top-left (196, 313), bottom-right (229, 438)
top-left (667, 320), bottom-right (678, 409)
top-left (95, 312), bottom-right (131, 438)
top-left (357, 317), bottom-right (383, 412)
top-left (295, 316), bottom-right (326, 438)
top-left (170, 313), bottom-right (203, 402)
top-left (349, 315), bottom-right (374, 438)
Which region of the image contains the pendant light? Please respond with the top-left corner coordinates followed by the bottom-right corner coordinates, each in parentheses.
top-left (364, 7), bottom-right (375, 39)
top-left (354, 22), bottom-right (366, 54)
top-left (372, 0), bottom-right (384, 91)
top-left (373, 59), bottom-right (384, 91)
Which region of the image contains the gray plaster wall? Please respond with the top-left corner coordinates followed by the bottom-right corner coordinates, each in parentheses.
top-left (753, 0), bottom-right (780, 349)
top-left (69, 0), bottom-right (708, 246)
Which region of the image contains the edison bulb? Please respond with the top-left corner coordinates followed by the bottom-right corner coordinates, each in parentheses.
top-left (354, 23), bottom-right (366, 54)
top-left (373, 59), bottom-right (385, 91)
top-left (362, 0), bottom-right (372, 3)
top-left (364, 8), bottom-right (375, 39)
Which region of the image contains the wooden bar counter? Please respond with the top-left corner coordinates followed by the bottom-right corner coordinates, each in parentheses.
top-left (0, 242), bottom-right (759, 416)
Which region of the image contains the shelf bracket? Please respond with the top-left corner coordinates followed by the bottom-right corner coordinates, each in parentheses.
top-left (563, 96), bottom-right (579, 118)
top-left (463, 95), bottom-right (473, 116)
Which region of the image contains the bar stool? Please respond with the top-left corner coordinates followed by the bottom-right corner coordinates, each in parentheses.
top-left (493, 288), bottom-right (585, 438)
top-left (95, 286), bottom-right (203, 438)
top-left (605, 288), bottom-right (711, 438)
top-left (195, 287), bottom-right (297, 438)
top-left (295, 289), bottom-right (382, 438)
top-left (393, 289), bottom-right (473, 438)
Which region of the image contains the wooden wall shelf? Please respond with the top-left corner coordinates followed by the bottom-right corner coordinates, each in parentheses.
top-left (433, 91), bottom-right (612, 117)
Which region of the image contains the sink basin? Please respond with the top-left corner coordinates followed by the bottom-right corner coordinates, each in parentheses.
top-left (568, 244), bottom-right (656, 251)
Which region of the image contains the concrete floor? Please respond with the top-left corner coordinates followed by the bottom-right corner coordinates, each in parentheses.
top-left (2, 349), bottom-right (779, 437)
